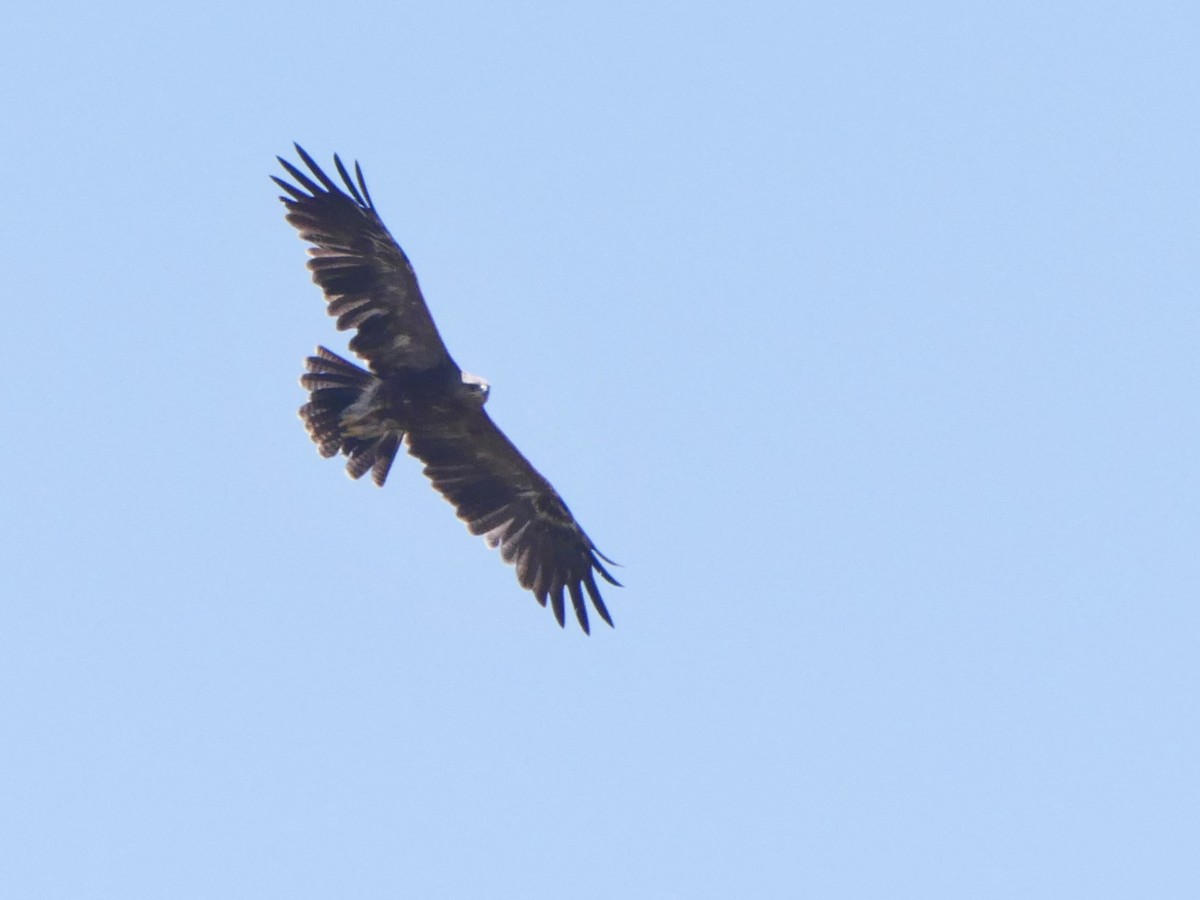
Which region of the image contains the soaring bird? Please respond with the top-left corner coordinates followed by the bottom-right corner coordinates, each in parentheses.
top-left (274, 145), bottom-right (620, 632)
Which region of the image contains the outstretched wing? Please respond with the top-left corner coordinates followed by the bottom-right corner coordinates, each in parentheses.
top-left (407, 413), bottom-right (620, 633)
top-left (274, 144), bottom-right (455, 375)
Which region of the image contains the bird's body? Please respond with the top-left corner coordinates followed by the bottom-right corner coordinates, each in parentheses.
top-left (275, 145), bottom-right (619, 632)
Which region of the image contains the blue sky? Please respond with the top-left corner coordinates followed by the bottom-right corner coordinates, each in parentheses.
top-left (2, 1), bottom-right (1197, 897)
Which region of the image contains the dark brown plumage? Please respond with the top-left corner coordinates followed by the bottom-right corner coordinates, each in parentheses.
top-left (275, 145), bottom-right (619, 632)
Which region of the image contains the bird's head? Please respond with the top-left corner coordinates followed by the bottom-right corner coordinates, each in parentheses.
top-left (461, 371), bottom-right (491, 406)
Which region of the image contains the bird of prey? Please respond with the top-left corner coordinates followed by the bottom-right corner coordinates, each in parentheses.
top-left (274, 145), bottom-right (620, 632)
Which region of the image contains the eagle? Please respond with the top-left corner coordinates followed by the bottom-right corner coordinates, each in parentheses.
top-left (274, 145), bottom-right (620, 632)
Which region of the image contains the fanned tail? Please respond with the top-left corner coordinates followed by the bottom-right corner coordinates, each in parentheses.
top-left (298, 346), bottom-right (402, 486)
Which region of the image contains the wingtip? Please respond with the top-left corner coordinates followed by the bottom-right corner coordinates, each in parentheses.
top-left (594, 548), bottom-right (622, 568)
top-left (355, 159), bottom-right (374, 209)
top-left (591, 553), bottom-right (622, 588)
top-left (550, 587), bottom-right (567, 628)
top-left (281, 142), bottom-right (309, 171)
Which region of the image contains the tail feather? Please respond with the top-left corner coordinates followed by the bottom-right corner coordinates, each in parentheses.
top-left (369, 432), bottom-right (401, 485)
top-left (298, 346), bottom-right (402, 486)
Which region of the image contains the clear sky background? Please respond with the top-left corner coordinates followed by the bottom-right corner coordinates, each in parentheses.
top-left (2, 2), bottom-right (1197, 897)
